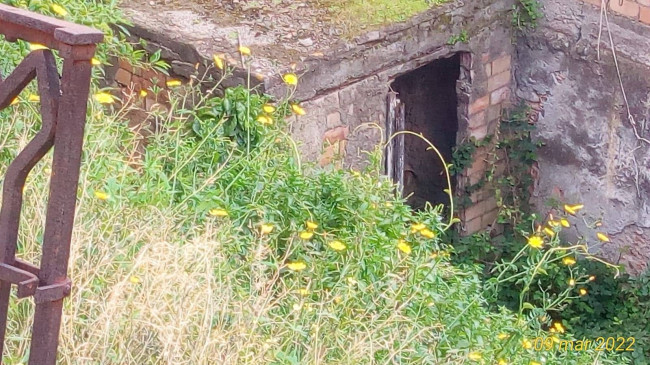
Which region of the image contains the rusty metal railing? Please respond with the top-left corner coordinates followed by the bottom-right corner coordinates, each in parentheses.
top-left (0, 4), bottom-right (102, 364)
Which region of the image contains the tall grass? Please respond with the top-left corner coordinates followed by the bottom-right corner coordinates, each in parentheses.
top-left (0, 71), bottom-right (620, 363)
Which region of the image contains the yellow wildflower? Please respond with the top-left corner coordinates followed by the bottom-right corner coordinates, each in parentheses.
top-left (166, 79), bottom-right (182, 87)
top-left (543, 227), bottom-right (555, 237)
top-left (29, 43), bottom-right (48, 51)
top-left (548, 220), bottom-right (559, 227)
top-left (299, 231), bottom-right (314, 240)
top-left (560, 218), bottom-right (570, 228)
top-left (333, 295), bottom-right (342, 304)
top-left (209, 209), bottom-right (228, 217)
top-left (589, 275), bottom-right (596, 281)
top-left (411, 223), bottom-right (426, 232)
top-left (257, 115), bottom-right (273, 125)
top-left (51, 4), bottom-right (68, 16)
top-left (498, 359), bottom-right (508, 365)
top-left (527, 236), bottom-right (544, 249)
top-left (10, 98), bottom-right (18, 105)
top-left (297, 288), bottom-right (310, 296)
top-left (569, 278), bottom-right (576, 286)
top-left (139, 90), bottom-right (148, 98)
top-left (263, 104), bottom-right (276, 113)
top-left (283, 73), bottom-right (299, 86)
top-left (530, 362), bottom-right (542, 365)
top-left (291, 103), bottom-right (306, 116)
top-left (238, 46), bottom-right (251, 56)
top-left (213, 54), bottom-right (224, 70)
top-left (28, 94), bottom-right (40, 102)
top-left (94, 191), bottom-right (109, 201)
top-left (579, 288), bottom-right (588, 296)
top-left (420, 228), bottom-right (436, 239)
top-left (328, 240), bottom-right (346, 251)
top-left (553, 322), bottom-right (565, 333)
top-left (497, 333), bottom-right (509, 340)
top-left (260, 224), bottom-right (274, 235)
top-left (564, 203), bottom-right (584, 215)
top-left (397, 239), bottom-right (412, 254)
top-left (129, 276), bottom-right (140, 284)
top-left (562, 257), bottom-right (576, 265)
top-left (93, 92), bottom-right (114, 104)
top-left (596, 232), bottom-right (610, 242)
top-left (287, 261), bottom-right (307, 271)
top-left (91, 58), bottom-right (101, 66)
top-left (522, 339), bottom-right (533, 349)
top-left (467, 352), bottom-right (482, 361)
top-left (306, 221), bottom-right (318, 230)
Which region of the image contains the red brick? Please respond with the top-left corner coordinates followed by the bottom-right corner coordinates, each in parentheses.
top-left (470, 187), bottom-right (491, 203)
top-left (610, 0), bottom-right (639, 17)
top-left (490, 86), bottom-right (510, 105)
top-left (468, 111), bottom-right (487, 129)
top-left (469, 95), bottom-right (490, 115)
top-left (323, 126), bottom-right (349, 144)
top-left (488, 71), bottom-right (511, 92)
top-left (469, 124), bottom-right (488, 140)
top-left (464, 216), bottom-right (483, 234)
top-left (481, 207), bottom-right (500, 226)
top-left (641, 6), bottom-right (650, 24)
top-left (491, 55), bottom-right (511, 75)
top-left (485, 63), bottom-right (492, 77)
top-left (118, 59), bottom-right (133, 73)
top-left (467, 153), bottom-right (487, 176)
top-left (488, 105), bottom-right (502, 122)
top-left (464, 196), bottom-right (497, 223)
top-left (638, 0), bottom-right (650, 7)
top-left (114, 68), bottom-right (132, 86)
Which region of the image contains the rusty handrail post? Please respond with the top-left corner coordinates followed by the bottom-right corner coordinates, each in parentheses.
top-left (0, 4), bottom-right (103, 364)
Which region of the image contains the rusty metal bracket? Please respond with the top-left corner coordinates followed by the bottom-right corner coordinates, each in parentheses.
top-left (0, 4), bottom-right (103, 364)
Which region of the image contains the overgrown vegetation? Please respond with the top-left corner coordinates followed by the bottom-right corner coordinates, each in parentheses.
top-left (511, 0), bottom-right (543, 30)
top-left (450, 105), bottom-right (649, 364)
top-left (324, 0), bottom-right (447, 36)
top-left (0, 1), bottom-right (638, 364)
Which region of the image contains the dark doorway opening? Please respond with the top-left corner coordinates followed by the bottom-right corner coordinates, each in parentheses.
top-left (386, 54), bottom-right (461, 210)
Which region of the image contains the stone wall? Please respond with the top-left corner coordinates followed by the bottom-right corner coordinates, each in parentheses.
top-left (516, 0), bottom-right (650, 274)
top-left (103, 0), bottom-right (518, 236)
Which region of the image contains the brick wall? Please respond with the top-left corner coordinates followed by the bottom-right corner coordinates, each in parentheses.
top-left (582, 0), bottom-right (650, 25)
top-left (458, 53), bottom-right (512, 235)
top-left (112, 59), bottom-right (180, 111)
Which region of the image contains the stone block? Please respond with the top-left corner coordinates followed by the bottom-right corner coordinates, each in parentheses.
top-left (491, 55), bottom-right (511, 75)
top-left (326, 112), bottom-right (342, 128)
top-left (490, 86), bottom-right (510, 105)
top-left (469, 95), bottom-right (490, 115)
top-left (610, 0), bottom-right (639, 17)
top-left (641, 6), bottom-right (650, 24)
top-left (488, 71), bottom-right (511, 92)
top-left (638, 0), bottom-right (650, 6)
